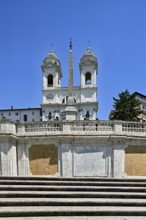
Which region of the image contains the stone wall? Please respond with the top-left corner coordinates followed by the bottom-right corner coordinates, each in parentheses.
top-left (1, 118), bottom-right (146, 177)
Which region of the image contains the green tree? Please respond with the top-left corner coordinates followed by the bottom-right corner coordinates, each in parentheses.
top-left (109, 89), bottom-right (143, 121)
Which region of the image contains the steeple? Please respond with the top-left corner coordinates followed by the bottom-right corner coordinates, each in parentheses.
top-left (68, 38), bottom-right (73, 97)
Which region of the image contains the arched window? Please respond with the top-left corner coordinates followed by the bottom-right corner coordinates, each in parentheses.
top-left (85, 111), bottom-right (90, 119)
top-left (47, 74), bottom-right (53, 87)
top-left (62, 96), bottom-right (77, 104)
top-left (85, 72), bottom-right (91, 85)
top-left (62, 98), bottom-right (65, 104)
top-left (48, 112), bottom-right (52, 120)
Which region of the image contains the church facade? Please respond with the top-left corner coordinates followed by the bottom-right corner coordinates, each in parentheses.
top-left (0, 45), bottom-right (98, 122)
top-left (0, 42), bottom-right (146, 178)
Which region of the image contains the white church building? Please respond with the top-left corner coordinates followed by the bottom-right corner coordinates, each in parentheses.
top-left (0, 41), bottom-right (146, 178)
top-left (0, 42), bottom-right (98, 122)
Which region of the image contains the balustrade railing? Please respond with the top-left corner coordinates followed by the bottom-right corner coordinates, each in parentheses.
top-left (122, 122), bottom-right (146, 133)
top-left (70, 120), bottom-right (114, 132)
top-left (18, 120), bottom-right (146, 134)
top-left (25, 121), bottom-right (63, 132)
top-left (1, 118), bottom-right (146, 136)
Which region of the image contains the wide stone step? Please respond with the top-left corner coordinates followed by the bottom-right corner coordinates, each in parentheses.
top-left (0, 180), bottom-right (146, 187)
top-left (0, 176), bottom-right (146, 182)
top-left (1, 217), bottom-right (146, 220)
top-left (0, 206), bottom-right (146, 217)
top-left (0, 185), bottom-right (146, 192)
top-left (0, 197), bottom-right (146, 206)
top-left (0, 191), bottom-right (146, 198)
top-left (0, 177), bottom-right (146, 217)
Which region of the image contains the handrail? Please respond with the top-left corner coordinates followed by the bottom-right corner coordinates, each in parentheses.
top-left (0, 119), bottom-right (146, 136)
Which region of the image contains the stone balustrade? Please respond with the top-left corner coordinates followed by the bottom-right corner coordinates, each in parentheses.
top-left (70, 120), bottom-right (113, 132)
top-left (0, 118), bottom-right (146, 137)
top-left (25, 121), bottom-right (63, 132)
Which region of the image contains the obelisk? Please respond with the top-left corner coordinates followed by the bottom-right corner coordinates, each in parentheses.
top-left (65, 39), bottom-right (77, 120)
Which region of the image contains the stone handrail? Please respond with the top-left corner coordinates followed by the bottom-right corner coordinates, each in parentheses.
top-left (122, 122), bottom-right (146, 133)
top-left (0, 119), bottom-right (146, 137)
top-left (25, 121), bottom-right (63, 132)
top-left (70, 120), bottom-right (114, 132)
top-left (17, 120), bottom-right (146, 136)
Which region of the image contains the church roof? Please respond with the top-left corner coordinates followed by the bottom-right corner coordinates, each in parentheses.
top-left (79, 48), bottom-right (98, 69)
top-left (41, 50), bottom-right (62, 76)
top-left (83, 47), bottom-right (96, 56)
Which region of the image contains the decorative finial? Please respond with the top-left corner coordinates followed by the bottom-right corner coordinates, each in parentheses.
top-left (69, 38), bottom-right (72, 50)
top-left (88, 40), bottom-right (91, 48)
top-left (50, 43), bottom-right (54, 51)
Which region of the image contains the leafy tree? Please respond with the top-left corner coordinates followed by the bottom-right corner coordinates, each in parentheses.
top-left (109, 89), bottom-right (143, 121)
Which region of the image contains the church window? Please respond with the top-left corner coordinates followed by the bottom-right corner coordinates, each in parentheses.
top-left (1, 113), bottom-right (3, 116)
top-left (62, 98), bottom-right (65, 103)
top-left (15, 112), bottom-right (19, 116)
top-left (48, 112), bottom-right (52, 120)
top-left (62, 96), bottom-right (77, 104)
top-left (47, 74), bottom-right (53, 87)
top-left (23, 114), bottom-right (27, 121)
top-left (85, 111), bottom-right (90, 119)
top-left (85, 72), bottom-right (91, 85)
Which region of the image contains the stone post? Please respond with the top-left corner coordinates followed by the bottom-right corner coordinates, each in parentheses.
top-left (17, 123), bottom-right (26, 135)
top-left (0, 118), bottom-right (16, 134)
top-left (113, 121), bottom-right (123, 133)
top-left (111, 138), bottom-right (127, 178)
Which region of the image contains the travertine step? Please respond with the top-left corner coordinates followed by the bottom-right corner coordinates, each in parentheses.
top-left (0, 185), bottom-right (146, 192)
top-left (0, 206), bottom-right (146, 217)
top-left (2, 217), bottom-right (146, 220)
top-left (0, 191), bottom-right (146, 199)
top-left (0, 197), bottom-right (146, 206)
top-left (0, 180), bottom-right (146, 186)
top-left (0, 176), bottom-right (146, 217)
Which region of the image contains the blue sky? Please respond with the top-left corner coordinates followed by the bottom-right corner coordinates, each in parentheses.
top-left (0, 0), bottom-right (146, 119)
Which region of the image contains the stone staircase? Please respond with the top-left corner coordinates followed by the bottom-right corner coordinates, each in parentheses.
top-left (0, 176), bottom-right (146, 219)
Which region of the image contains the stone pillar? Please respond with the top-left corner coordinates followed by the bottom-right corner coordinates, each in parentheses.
top-left (113, 121), bottom-right (123, 133)
top-left (61, 139), bottom-right (73, 177)
top-left (111, 138), bottom-right (127, 178)
top-left (0, 138), bottom-right (17, 176)
top-left (0, 118), bottom-right (16, 134)
top-left (17, 140), bottom-right (30, 176)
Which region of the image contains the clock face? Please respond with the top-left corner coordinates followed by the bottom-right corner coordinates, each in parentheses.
top-left (47, 94), bottom-right (54, 100)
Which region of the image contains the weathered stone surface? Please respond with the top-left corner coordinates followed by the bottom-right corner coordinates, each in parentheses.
top-left (3, 217), bottom-right (146, 220)
top-left (29, 145), bottom-right (58, 175)
top-left (0, 177), bottom-right (146, 218)
top-left (125, 145), bottom-right (146, 176)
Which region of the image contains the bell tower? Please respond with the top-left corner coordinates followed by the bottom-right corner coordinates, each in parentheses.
top-left (79, 48), bottom-right (98, 120)
top-left (41, 50), bottom-right (62, 89)
top-left (80, 47), bottom-right (98, 88)
top-left (41, 50), bottom-right (62, 121)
